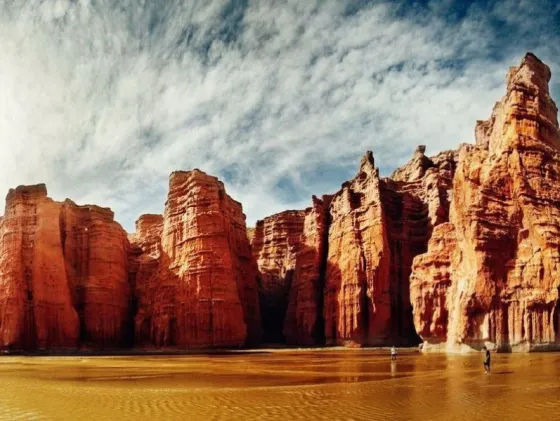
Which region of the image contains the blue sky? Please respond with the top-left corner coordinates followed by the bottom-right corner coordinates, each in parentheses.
top-left (1, 0), bottom-right (559, 232)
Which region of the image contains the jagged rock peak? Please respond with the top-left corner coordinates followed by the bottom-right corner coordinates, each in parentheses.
top-left (475, 52), bottom-right (559, 152)
top-left (391, 145), bottom-right (435, 182)
top-left (415, 145), bottom-right (427, 155)
top-left (360, 150), bottom-right (375, 171)
top-left (507, 52), bottom-right (552, 94)
top-left (410, 52), bottom-right (560, 353)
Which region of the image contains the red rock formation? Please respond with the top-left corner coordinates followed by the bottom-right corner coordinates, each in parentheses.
top-left (251, 210), bottom-right (306, 342)
top-left (283, 196), bottom-right (331, 345)
top-left (247, 227), bottom-right (256, 243)
top-left (0, 185), bottom-right (79, 350)
top-left (128, 214), bottom-right (164, 346)
top-left (250, 197), bottom-right (330, 345)
top-left (0, 185), bottom-right (131, 351)
top-left (1, 52), bottom-right (557, 354)
top-left (411, 53), bottom-right (560, 352)
top-left (409, 223), bottom-right (456, 344)
top-left (324, 152), bottom-right (392, 345)
top-left (381, 147), bottom-right (457, 342)
top-left (130, 170), bottom-right (261, 348)
top-left (61, 201), bottom-right (131, 347)
top-left (252, 148), bottom-right (454, 347)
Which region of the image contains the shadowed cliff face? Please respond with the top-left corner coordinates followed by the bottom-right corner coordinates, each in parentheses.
top-left (251, 149), bottom-right (456, 347)
top-left (128, 214), bottom-right (164, 346)
top-left (250, 198), bottom-right (331, 345)
top-left (250, 211), bottom-right (305, 343)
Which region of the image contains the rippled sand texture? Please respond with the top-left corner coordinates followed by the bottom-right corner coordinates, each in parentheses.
top-left (0, 351), bottom-right (558, 420)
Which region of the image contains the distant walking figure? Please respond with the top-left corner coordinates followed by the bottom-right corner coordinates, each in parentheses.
top-left (391, 346), bottom-right (397, 361)
top-left (483, 346), bottom-right (491, 373)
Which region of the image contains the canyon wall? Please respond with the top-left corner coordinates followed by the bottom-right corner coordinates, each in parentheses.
top-left (251, 149), bottom-right (456, 346)
top-left (129, 170), bottom-right (261, 348)
top-left (0, 53), bottom-right (557, 352)
top-left (0, 170), bottom-right (261, 351)
top-left (251, 53), bottom-right (559, 351)
top-left (410, 53), bottom-right (560, 352)
top-left (61, 200), bottom-right (131, 347)
top-left (250, 197), bottom-right (330, 345)
top-left (323, 152), bottom-right (392, 345)
top-left (128, 214), bottom-right (164, 346)
top-left (283, 196), bottom-right (331, 345)
top-left (250, 210), bottom-right (307, 342)
top-left (381, 148), bottom-right (457, 344)
top-left (0, 185), bottom-right (130, 351)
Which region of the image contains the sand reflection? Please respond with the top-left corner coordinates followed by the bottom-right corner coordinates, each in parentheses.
top-left (0, 350), bottom-right (558, 420)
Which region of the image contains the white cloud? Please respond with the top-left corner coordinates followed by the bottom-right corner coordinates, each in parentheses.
top-left (0, 0), bottom-right (558, 231)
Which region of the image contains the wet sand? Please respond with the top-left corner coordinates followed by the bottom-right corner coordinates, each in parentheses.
top-left (0, 350), bottom-right (558, 420)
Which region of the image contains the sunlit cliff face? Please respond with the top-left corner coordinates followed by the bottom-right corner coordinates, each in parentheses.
top-left (1, 0), bottom-right (558, 231)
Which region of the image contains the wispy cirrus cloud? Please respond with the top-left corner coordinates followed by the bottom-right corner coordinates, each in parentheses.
top-left (0, 0), bottom-right (558, 231)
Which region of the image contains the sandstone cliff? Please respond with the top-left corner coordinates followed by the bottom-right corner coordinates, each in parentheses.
top-left (250, 197), bottom-right (330, 345)
top-left (251, 148), bottom-right (455, 347)
top-left (129, 170), bottom-right (261, 348)
top-left (128, 214), bottom-right (164, 346)
top-left (1, 53), bottom-right (557, 353)
top-left (0, 185), bottom-right (130, 351)
top-left (61, 200), bottom-right (131, 347)
top-left (323, 152), bottom-right (392, 345)
top-left (250, 210), bottom-right (306, 342)
top-left (411, 53), bottom-right (560, 352)
top-left (283, 196), bottom-right (331, 345)
top-left (381, 147), bottom-right (458, 342)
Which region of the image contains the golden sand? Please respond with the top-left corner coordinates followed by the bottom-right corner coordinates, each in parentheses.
top-left (0, 350), bottom-right (558, 420)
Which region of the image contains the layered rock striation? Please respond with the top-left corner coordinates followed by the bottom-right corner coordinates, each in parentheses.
top-left (252, 54), bottom-right (559, 351)
top-left (0, 53), bottom-right (557, 353)
top-left (283, 196), bottom-right (331, 345)
top-left (250, 197), bottom-right (330, 345)
top-left (0, 170), bottom-right (262, 351)
top-left (410, 53), bottom-right (560, 352)
top-left (129, 170), bottom-right (261, 348)
top-left (128, 214), bottom-right (164, 346)
top-left (251, 148), bottom-right (456, 347)
top-left (250, 210), bottom-right (307, 342)
top-left (323, 152), bottom-right (392, 345)
top-left (381, 148), bottom-right (457, 343)
top-left (60, 200), bottom-right (131, 347)
top-left (0, 185), bottom-right (131, 351)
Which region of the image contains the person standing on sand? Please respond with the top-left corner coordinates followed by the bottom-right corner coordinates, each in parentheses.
top-left (391, 346), bottom-right (397, 361)
top-left (483, 346), bottom-right (491, 373)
